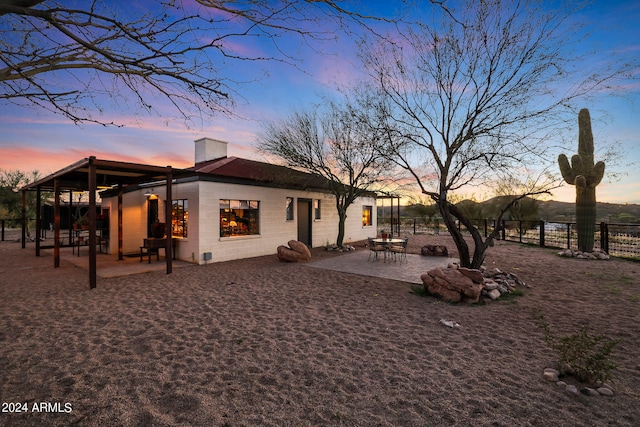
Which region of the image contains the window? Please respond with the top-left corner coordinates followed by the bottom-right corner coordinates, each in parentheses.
top-left (220, 199), bottom-right (260, 237)
top-left (172, 199), bottom-right (188, 238)
top-left (314, 199), bottom-right (321, 220)
top-left (286, 197), bottom-right (294, 221)
top-left (362, 205), bottom-right (373, 226)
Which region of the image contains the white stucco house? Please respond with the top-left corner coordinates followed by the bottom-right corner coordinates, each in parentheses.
top-left (100, 138), bottom-right (378, 264)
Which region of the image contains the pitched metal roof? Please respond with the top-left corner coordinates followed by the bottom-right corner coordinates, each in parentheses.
top-left (185, 156), bottom-right (334, 192)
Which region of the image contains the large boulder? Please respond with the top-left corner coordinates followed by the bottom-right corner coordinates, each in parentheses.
top-left (421, 266), bottom-right (483, 303)
top-left (277, 240), bottom-right (311, 262)
top-left (288, 240), bottom-right (311, 261)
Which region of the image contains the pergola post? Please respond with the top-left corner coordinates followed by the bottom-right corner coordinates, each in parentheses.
top-left (54, 179), bottom-right (60, 268)
top-left (390, 197), bottom-right (394, 236)
top-left (165, 167), bottom-right (173, 274)
top-left (35, 186), bottom-right (41, 256)
top-left (88, 157), bottom-right (97, 289)
top-left (21, 190), bottom-right (26, 248)
top-left (68, 190), bottom-right (73, 246)
top-left (396, 197), bottom-right (400, 235)
top-left (118, 184), bottom-right (123, 261)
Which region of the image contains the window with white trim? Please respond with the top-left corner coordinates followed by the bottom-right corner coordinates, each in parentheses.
top-left (220, 199), bottom-right (260, 237)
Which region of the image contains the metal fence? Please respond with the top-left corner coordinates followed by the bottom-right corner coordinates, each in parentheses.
top-left (1, 218), bottom-right (50, 242)
top-left (5, 217), bottom-right (640, 261)
top-left (378, 218), bottom-right (640, 261)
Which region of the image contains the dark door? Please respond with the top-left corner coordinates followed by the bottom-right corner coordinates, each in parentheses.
top-left (147, 198), bottom-right (158, 237)
top-left (297, 199), bottom-right (312, 247)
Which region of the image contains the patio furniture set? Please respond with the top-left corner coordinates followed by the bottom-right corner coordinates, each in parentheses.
top-left (368, 237), bottom-right (408, 263)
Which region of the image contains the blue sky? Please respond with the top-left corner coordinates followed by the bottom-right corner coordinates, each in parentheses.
top-left (1, 0), bottom-right (638, 203)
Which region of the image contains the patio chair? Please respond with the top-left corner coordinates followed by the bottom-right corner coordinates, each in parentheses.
top-left (388, 237), bottom-right (408, 263)
top-left (368, 237), bottom-right (387, 262)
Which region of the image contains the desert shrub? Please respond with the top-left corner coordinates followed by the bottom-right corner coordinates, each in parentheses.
top-left (534, 310), bottom-right (621, 385)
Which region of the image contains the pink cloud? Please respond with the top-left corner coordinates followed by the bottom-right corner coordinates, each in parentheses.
top-left (0, 146), bottom-right (193, 176)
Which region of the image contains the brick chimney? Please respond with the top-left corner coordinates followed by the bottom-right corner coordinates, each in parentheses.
top-left (195, 138), bottom-right (228, 164)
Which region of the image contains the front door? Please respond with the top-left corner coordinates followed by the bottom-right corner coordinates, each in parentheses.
top-left (297, 199), bottom-right (312, 247)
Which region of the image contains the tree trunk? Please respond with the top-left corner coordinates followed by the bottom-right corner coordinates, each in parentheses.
top-left (336, 208), bottom-right (347, 247)
top-left (438, 198), bottom-right (489, 269)
top-left (438, 199), bottom-right (472, 268)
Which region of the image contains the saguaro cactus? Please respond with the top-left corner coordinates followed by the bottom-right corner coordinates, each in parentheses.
top-left (558, 108), bottom-right (605, 252)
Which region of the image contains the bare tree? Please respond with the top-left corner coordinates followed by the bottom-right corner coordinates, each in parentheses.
top-left (360, 0), bottom-right (633, 268)
top-left (1, 0), bottom-right (405, 126)
top-left (257, 98), bottom-right (395, 247)
top-left (0, 168), bottom-right (42, 237)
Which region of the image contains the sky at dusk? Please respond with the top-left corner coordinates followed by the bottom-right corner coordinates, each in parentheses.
top-left (1, 0), bottom-right (639, 204)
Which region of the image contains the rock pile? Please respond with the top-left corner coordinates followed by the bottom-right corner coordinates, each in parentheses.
top-left (421, 245), bottom-right (449, 256)
top-left (542, 368), bottom-right (615, 397)
top-left (557, 248), bottom-right (609, 260)
top-left (482, 267), bottom-right (527, 300)
top-left (277, 240), bottom-right (312, 262)
top-left (421, 264), bottom-right (527, 304)
top-left (325, 244), bottom-right (356, 252)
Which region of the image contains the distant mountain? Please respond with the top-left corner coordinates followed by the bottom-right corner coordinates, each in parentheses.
top-left (384, 198), bottom-right (640, 224)
top-left (537, 200), bottom-right (640, 223)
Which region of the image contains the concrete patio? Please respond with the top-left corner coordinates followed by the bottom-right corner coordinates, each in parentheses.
top-left (42, 243), bottom-right (454, 284)
top-left (307, 249), bottom-right (456, 285)
top-left (42, 246), bottom-right (193, 278)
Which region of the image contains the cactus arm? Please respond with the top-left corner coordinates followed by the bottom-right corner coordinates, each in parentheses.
top-left (558, 154), bottom-right (575, 184)
top-left (578, 108), bottom-right (594, 159)
top-left (571, 154), bottom-right (583, 175)
top-left (591, 161), bottom-right (605, 187)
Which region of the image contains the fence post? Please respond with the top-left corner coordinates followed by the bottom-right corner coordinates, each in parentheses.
top-left (600, 222), bottom-right (609, 253)
top-left (501, 220), bottom-right (506, 240)
top-left (567, 223), bottom-right (571, 249)
top-left (539, 220), bottom-right (545, 247)
top-left (1, 219), bottom-right (4, 241)
top-left (484, 219), bottom-right (488, 237)
top-left (519, 220), bottom-right (523, 243)
top-left (413, 218), bottom-right (416, 235)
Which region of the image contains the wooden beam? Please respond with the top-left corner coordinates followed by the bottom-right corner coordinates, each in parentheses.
top-left (35, 186), bottom-right (41, 256)
top-left (21, 190), bottom-right (26, 248)
top-left (88, 157), bottom-right (97, 289)
top-left (165, 167), bottom-right (173, 274)
top-left (54, 179), bottom-right (60, 268)
top-left (68, 190), bottom-right (73, 246)
top-left (118, 185), bottom-right (123, 261)
top-left (390, 197), bottom-right (394, 236)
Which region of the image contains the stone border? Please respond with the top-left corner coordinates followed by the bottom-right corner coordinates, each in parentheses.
top-left (543, 368), bottom-right (615, 396)
top-left (557, 248), bottom-right (610, 260)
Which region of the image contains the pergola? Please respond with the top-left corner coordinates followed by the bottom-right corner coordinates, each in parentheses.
top-left (21, 156), bottom-right (177, 289)
top-left (377, 194), bottom-right (402, 235)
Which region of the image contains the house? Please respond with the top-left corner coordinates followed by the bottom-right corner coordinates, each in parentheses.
top-left (99, 138), bottom-right (378, 264)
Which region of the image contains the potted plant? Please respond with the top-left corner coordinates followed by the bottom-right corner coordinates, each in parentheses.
top-left (75, 216), bottom-right (90, 230)
top-left (151, 222), bottom-right (166, 238)
top-left (380, 229), bottom-right (388, 240)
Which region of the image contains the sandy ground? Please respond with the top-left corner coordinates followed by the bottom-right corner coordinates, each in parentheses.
top-left (1, 234), bottom-right (639, 426)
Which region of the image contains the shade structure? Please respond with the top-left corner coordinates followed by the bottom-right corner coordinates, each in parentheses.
top-left (21, 156), bottom-right (178, 289)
